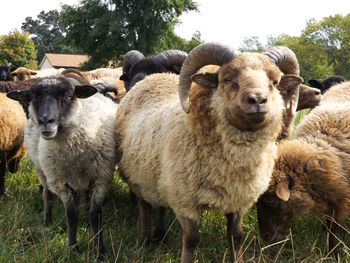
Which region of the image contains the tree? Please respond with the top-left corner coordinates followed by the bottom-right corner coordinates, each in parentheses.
top-left (60, 0), bottom-right (198, 69)
top-left (239, 36), bottom-right (264, 52)
top-left (302, 14), bottom-right (350, 79)
top-left (0, 30), bottom-right (37, 69)
top-left (21, 10), bottom-right (81, 63)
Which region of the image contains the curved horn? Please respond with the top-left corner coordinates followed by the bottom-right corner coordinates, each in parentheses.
top-left (62, 68), bottom-right (85, 78)
top-left (153, 50), bottom-right (188, 71)
top-left (178, 42), bottom-right (240, 113)
top-left (122, 50), bottom-right (145, 75)
top-left (263, 46), bottom-right (300, 75)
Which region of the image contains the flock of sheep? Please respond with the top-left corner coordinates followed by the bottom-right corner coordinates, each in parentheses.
top-left (0, 42), bottom-right (348, 262)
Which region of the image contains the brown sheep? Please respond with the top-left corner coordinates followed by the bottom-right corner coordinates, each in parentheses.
top-left (257, 81), bottom-right (350, 255)
top-left (116, 42), bottom-right (302, 262)
top-left (0, 93), bottom-right (27, 195)
top-left (10, 67), bottom-right (37, 81)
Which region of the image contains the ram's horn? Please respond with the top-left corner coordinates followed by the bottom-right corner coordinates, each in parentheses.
top-left (178, 42), bottom-right (240, 113)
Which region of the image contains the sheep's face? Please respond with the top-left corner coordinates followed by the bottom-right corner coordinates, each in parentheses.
top-left (10, 68), bottom-right (37, 81)
top-left (7, 77), bottom-right (98, 140)
top-left (297, 84), bottom-right (321, 111)
top-left (0, 65), bottom-right (11, 81)
top-left (191, 54), bottom-right (302, 131)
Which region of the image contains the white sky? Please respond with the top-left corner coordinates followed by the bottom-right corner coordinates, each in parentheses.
top-left (1, 0), bottom-right (349, 49)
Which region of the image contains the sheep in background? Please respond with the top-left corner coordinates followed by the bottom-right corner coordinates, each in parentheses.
top-left (0, 64), bottom-right (13, 81)
top-left (296, 84), bottom-right (321, 111)
top-left (7, 76), bottom-right (118, 259)
top-left (10, 67), bottom-right (37, 81)
top-left (116, 42), bottom-right (302, 262)
top-left (120, 49), bottom-right (188, 91)
top-left (257, 81), bottom-right (350, 256)
top-left (308, 75), bottom-right (346, 94)
top-left (82, 67), bottom-right (123, 81)
top-left (0, 93), bottom-right (27, 196)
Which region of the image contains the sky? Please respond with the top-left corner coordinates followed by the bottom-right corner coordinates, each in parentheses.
top-left (1, 0), bottom-right (349, 49)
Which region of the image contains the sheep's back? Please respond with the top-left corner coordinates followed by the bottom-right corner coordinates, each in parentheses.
top-left (0, 93), bottom-right (26, 151)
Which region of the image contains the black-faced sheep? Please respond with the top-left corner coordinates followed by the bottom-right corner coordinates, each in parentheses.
top-left (120, 49), bottom-right (188, 91)
top-left (0, 64), bottom-right (13, 81)
top-left (0, 93), bottom-right (27, 196)
top-left (10, 67), bottom-right (37, 81)
top-left (7, 76), bottom-right (118, 259)
top-left (308, 75), bottom-right (346, 94)
top-left (115, 42), bottom-right (302, 262)
top-left (257, 81), bottom-right (350, 255)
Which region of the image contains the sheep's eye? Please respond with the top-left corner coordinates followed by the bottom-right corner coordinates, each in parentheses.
top-left (224, 78), bottom-right (231, 84)
top-left (273, 80), bottom-right (278, 85)
top-left (264, 195), bottom-right (276, 205)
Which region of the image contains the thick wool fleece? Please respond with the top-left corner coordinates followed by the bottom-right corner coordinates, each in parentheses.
top-left (116, 73), bottom-right (283, 222)
top-left (25, 93), bottom-right (118, 204)
top-left (0, 93), bottom-right (26, 159)
top-left (275, 81), bottom-right (350, 219)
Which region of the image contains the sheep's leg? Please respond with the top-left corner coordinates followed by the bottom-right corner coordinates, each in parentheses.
top-left (57, 188), bottom-right (78, 247)
top-left (90, 185), bottom-right (108, 259)
top-left (177, 215), bottom-right (200, 263)
top-left (0, 161), bottom-right (7, 196)
top-left (226, 212), bottom-right (243, 263)
top-left (153, 207), bottom-right (167, 242)
top-left (43, 186), bottom-right (53, 226)
top-left (138, 197), bottom-right (152, 245)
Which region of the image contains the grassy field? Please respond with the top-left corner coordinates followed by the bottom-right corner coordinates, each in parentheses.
top-left (0, 111), bottom-right (349, 262)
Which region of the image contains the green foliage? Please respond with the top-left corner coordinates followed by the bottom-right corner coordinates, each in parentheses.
top-left (0, 156), bottom-right (349, 262)
top-left (239, 36), bottom-right (264, 52)
top-left (302, 14), bottom-right (350, 79)
top-left (21, 10), bottom-right (82, 63)
top-left (60, 0), bottom-right (198, 69)
top-left (0, 30), bottom-right (37, 69)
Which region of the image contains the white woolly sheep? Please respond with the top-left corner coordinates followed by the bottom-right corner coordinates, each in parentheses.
top-left (0, 93), bottom-right (27, 195)
top-left (115, 42), bottom-right (302, 262)
top-left (257, 81), bottom-right (350, 256)
top-left (7, 76), bottom-right (118, 259)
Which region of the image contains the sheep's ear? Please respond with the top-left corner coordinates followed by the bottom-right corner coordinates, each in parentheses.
top-left (74, 85), bottom-right (98, 98)
top-left (191, 72), bottom-right (218, 89)
top-left (7, 89), bottom-right (32, 102)
top-left (30, 71), bottom-right (37, 75)
top-left (275, 179), bottom-right (290, 202)
top-left (278, 75), bottom-right (303, 92)
top-left (10, 72), bottom-right (17, 76)
top-left (308, 79), bottom-right (322, 89)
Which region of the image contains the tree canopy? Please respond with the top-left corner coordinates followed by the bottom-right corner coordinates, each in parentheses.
top-left (238, 14), bottom-right (350, 81)
top-left (59, 0), bottom-right (198, 69)
top-left (0, 30), bottom-right (37, 69)
top-left (21, 10), bottom-right (82, 63)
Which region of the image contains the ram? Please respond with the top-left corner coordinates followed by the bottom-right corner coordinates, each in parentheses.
top-left (7, 76), bottom-right (118, 259)
top-left (120, 49), bottom-right (188, 91)
top-left (115, 42), bottom-right (302, 262)
top-left (257, 81), bottom-right (350, 256)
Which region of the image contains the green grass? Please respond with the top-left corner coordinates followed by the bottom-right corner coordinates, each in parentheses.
top-left (0, 111), bottom-right (349, 262)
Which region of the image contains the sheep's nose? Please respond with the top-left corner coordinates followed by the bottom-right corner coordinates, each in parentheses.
top-left (247, 94), bottom-right (268, 106)
top-left (39, 115), bottom-right (55, 125)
